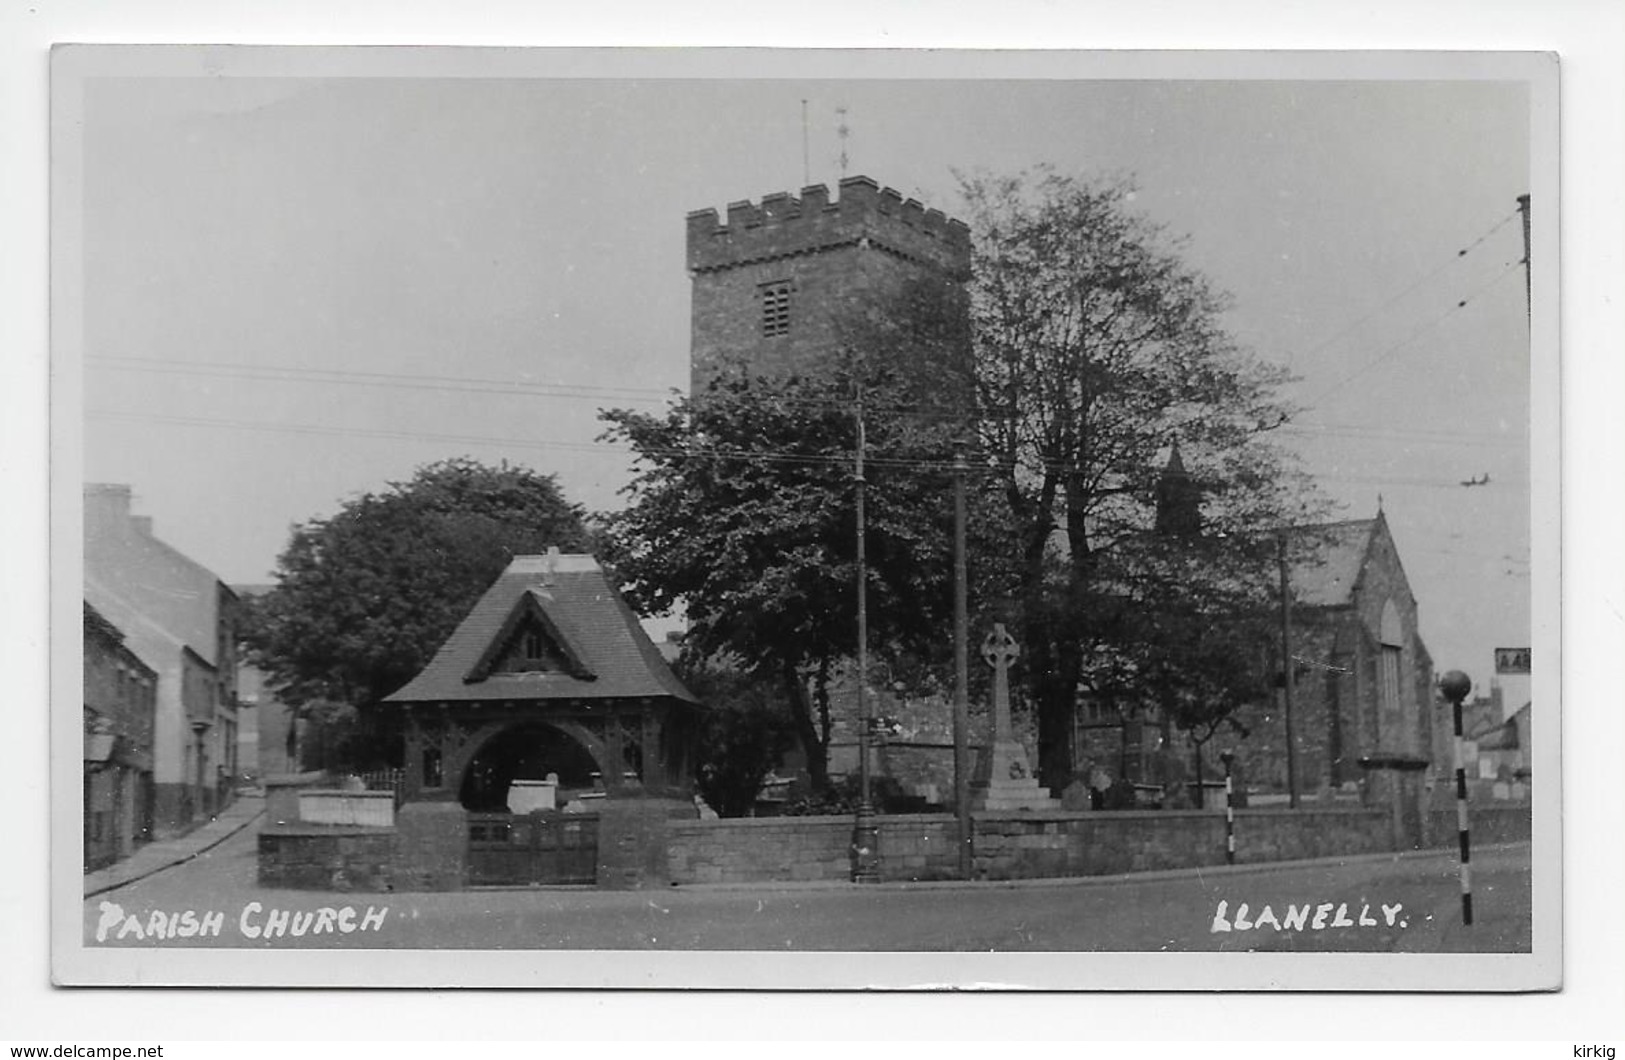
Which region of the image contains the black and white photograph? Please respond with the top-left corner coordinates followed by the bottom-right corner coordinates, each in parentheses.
top-left (47, 45), bottom-right (1559, 992)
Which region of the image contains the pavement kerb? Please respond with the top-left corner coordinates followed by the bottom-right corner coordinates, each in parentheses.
top-left (666, 840), bottom-right (1532, 895)
top-left (84, 797), bottom-right (265, 900)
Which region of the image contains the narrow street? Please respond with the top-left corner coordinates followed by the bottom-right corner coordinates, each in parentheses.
top-left (85, 822), bottom-right (1532, 953)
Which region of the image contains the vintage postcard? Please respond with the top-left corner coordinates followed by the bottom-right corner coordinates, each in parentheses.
top-left (51, 45), bottom-right (1559, 990)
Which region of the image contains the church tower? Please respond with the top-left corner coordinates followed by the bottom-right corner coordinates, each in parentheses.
top-left (686, 175), bottom-right (973, 393)
top-left (1154, 440), bottom-right (1204, 537)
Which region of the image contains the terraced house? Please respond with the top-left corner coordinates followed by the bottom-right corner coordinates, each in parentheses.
top-left (84, 483), bottom-right (241, 839)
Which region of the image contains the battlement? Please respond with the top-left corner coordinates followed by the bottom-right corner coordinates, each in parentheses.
top-left (687, 175), bottom-right (971, 276)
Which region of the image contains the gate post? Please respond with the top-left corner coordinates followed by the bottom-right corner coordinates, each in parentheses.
top-left (394, 801), bottom-right (468, 891)
top-left (595, 795), bottom-right (691, 890)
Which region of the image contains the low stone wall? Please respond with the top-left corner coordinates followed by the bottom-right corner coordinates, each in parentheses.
top-left (259, 824), bottom-right (395, 892)
top-left (1426, 803), bottom-right (1531, 847)
top-left (669, 807), bottom-right (1398, 885)
top-left (262, 801), bottom-right (1529, 892)
top-left (667, 814), bottom-right (960, 884)
top-left (263, 771), bottom-right (331, 827)
top-left (974, 807), bottom-right (1394, 880)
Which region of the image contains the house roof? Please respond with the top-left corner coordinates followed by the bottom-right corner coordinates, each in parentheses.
top-left (84, 576), bottom-right (191, 674)
top-left (381, 554), bottom-right (700, 707)
top-left (1284, 518), bottom-right (1380, 607)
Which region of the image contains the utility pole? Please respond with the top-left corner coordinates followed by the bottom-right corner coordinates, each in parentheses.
top-left (952, 448), bottom-right (971, 879)
top-left (1516, 193), bottom-right (1532, 327)
top-left (1277, 534), bottom-right (1300, 809)
top-left (850, 385), bottom-right (879, 882)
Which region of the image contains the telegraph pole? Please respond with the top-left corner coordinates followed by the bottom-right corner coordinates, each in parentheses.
top-left (952, 448), bottom-right (972, 879)
top-left (850, 386), bottom-right (879, 882)
top-left (1277, 534), bottom-right (1300, 809)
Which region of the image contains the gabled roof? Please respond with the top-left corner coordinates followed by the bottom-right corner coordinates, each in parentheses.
top-left (463, 588), bottom-right (597, 683)
top-left (1284, 517), bottom-right (1381, 607)
top-left (84, 576), bottom-right (191, 674)
top-left (381, 554), bottom-right (700, 706)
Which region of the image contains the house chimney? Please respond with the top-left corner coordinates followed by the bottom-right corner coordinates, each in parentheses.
top-left (542, 545), bottom-right (560, 586)
top-left (83, 483), bottom-right (133, 531)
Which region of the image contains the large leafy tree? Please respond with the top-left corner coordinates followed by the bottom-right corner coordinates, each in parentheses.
top-left (242, 458), bottom-right (593, 768)
top-left (962, 169), bottom-right (1319, 791)
top-left (600, 363), bottom-right (958, 792)
top-left (680, 661), bottom-right (799, 817)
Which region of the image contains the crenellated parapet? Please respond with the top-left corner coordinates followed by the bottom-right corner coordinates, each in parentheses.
top-left (687, 175), bottom-right (971, 277)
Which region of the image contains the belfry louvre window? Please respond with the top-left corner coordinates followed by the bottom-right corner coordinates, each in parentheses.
top-left (761, 280), bottom-right (792, 337)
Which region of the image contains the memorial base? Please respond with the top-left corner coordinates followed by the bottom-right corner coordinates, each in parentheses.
top-left (970, 740), bottom-right (1061, 812)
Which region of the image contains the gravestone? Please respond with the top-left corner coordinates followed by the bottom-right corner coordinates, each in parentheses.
top-left (969, 624), bottom-right (1061, 812)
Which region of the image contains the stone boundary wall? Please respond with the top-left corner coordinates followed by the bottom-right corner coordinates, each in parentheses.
top-left (667, 814), bottom-right (960, 884)
top-left (973, 808), bottom-right (1395, 880)
top-left (259, 823), bottom-right (395, 892)
top-left (1426, 804), bottom-right (1532, 847)
top-left (669, 807), bottom-right (1408, 885)
top-left (257, 804), bottom-right (1532, 891)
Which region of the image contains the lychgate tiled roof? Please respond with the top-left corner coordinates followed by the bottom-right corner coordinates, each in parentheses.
top-left (381, 554), bottom-right (699, 706)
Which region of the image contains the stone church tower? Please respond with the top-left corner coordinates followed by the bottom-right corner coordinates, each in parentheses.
top-left (686, 175), bottom-right (973, 393)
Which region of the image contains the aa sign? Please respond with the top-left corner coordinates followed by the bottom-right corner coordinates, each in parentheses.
top-left (1494, 647), bottom-right (1532, 674)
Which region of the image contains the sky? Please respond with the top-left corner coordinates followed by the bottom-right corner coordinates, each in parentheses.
top-left (75, 67), bottom-right (1535, 692)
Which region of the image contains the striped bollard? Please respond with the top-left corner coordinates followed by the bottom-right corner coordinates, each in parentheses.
top-left (1221, 751), bottom-right (1236, 865)
top-left (1440, 670), bottom-right (1473, 926)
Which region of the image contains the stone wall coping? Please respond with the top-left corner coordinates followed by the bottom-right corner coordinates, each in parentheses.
top-left (300, 788), bottom-right (395, 800)
top-left (262, 822), bottom-right (397, 837)
top-left (263, 771), bottom-right (328, 789)
top-left (968, 806), bottom-right (1387, 823)
top-left (669, 806), bottom-right (1390, 832)
top-left (671, 813), bottom-right (953, 831)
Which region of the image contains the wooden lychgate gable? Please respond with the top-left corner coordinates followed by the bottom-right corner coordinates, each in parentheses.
top-left (464, 590), bottom-right (596, 684)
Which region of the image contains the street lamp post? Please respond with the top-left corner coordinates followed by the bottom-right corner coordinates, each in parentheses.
top-left (1439, 669), bottom-right (1474, 926)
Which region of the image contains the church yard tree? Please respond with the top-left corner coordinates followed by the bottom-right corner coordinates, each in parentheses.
top-left (241, 458), bottom-right (594, 770)
top-left (961, 168), bottom-right (1320, 793)
top-left (599, 362), bottom-right (960, 793)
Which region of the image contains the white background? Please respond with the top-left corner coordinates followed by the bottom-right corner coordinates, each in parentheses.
top-left (3, 0), bottom-right (1620, 1045)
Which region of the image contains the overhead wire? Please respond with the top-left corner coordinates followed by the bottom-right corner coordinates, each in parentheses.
top-left (1281, 208), bottom-right (1519, 372)
top-left (89, 206), bottom-right (1531, 482)
top-left (89, 405), bottom-right (1529, 492)
top-left (1296, 257), bottom-right (1525, 411)
top-left (89, 354), bottom-right (1017, 423)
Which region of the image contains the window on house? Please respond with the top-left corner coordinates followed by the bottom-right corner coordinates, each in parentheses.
top-left (423, 747), bottom-right (443, 789)
top-left (761, 280), bottom-right (792, 337)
